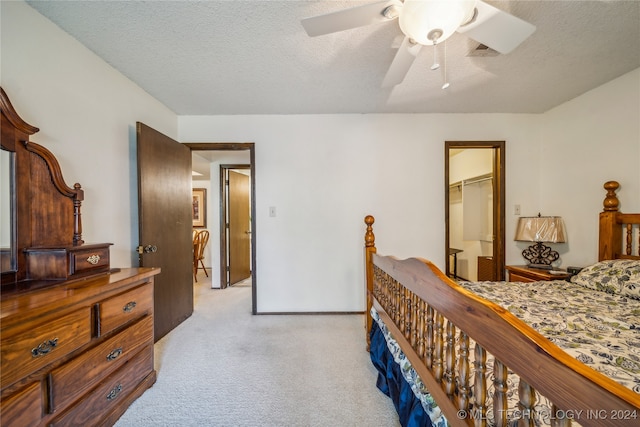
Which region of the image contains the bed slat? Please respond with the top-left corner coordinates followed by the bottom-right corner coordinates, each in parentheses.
top-left (494, 359), bottom-right (508, 427)
top-left (417, 299), bottom-right (426, 360)
top-left (426, 305), bottom-right (435, 370)
top-left (458, 331), bottom-right (471, 412)
top-left (434, 313), bottom-right (445, 383)
top-left (518, 379), bottom-right (536, 427)
top-left (373, 297), bottom-right (472, 427)
top-left (473, 345), bottom-right (488, 427)
top-left (551, 404), bottom-right (571, 427)
top-left (444, 321), bottom-right (456, 397)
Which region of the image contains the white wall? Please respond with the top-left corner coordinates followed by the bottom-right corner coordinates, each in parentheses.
top-left (179, 114), bottom-right (542, 312)
top-left (540, 68), bottom-right (640, 268)
top-left (180, 67), bottom-right (639, 312)
top-left (5, 1), bottom-right (638, 313)
top-left (1, 1), bottom-right (178, 267)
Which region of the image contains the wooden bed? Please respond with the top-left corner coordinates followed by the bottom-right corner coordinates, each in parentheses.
top-left (364, 181), bottom-right (639, 427)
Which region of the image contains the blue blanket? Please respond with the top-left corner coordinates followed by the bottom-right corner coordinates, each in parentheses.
top-left (369, 321), bottom-right (433, 427)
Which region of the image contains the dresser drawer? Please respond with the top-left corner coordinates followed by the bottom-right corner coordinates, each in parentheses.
top-left (0, 381), bottom-right (43, 427)
top-left (1, 308), bottom-right (92, 390)
top-left (68, 246), bottom-right (110, 276)
top-left (99, 283), bottom-right (153, 336)
top-left (24, 243), bottom-right (111, 280)
top-left (50, 315), bottom-right (153, 412)
top-left (50, 345), bottom-right (153, 427)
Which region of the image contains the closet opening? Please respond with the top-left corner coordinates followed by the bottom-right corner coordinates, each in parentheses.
top-left (445, 141), bottom-right (505, 282)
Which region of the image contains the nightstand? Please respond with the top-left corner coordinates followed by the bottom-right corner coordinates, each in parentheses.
top-left (505, 265), bottom-right (572, 283)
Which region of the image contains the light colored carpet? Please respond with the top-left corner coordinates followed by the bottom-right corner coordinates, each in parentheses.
top-left (114, 275), bottom-right (400, 426)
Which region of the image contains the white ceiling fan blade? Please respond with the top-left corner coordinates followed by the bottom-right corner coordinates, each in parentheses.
top-left (382, 36), bottom-right (422, 88)
top-left (301, 0), bottom-right (401, 37)
top-left (456, 0), bottom-right (536, 54)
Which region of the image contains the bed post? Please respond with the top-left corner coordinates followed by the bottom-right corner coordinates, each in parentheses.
top-left (599, 181), bottom-right (621, 261)
top-left (364, 215), bottom-right (376, 350)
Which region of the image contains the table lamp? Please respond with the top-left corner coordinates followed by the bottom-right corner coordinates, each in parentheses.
top-left (515, 214), bottom-right (566, 269)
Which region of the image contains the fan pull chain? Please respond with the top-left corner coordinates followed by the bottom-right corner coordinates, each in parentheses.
top-left (442, 40), bottom-right (450, 89)
top-left (430, 41), bottom-right (440, 71)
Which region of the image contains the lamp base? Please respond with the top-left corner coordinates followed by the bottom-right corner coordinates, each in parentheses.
top-left (522, 242), bottom-right (559, 269)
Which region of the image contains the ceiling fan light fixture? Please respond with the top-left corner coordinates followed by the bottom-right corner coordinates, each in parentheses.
top-left (381, 4), bottom-right (401, 20)
top-left (400, 0), bottom-right (477, 45)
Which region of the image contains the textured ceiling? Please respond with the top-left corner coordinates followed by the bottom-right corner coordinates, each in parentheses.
top-left (26, 1), bottom-right (640, 115)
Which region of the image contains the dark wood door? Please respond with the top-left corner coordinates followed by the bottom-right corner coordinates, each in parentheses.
top-left (137, 122), bottom-right (193, 341)
top-left (228, 170), bottom-right (251, 285)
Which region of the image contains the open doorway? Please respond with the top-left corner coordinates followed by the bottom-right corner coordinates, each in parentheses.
top-left (221, 165), bottom-right (251, 288)
top-left (445, 141), bottom-right (505, 282)
top-left (186, 143), bottom-right (257, 314)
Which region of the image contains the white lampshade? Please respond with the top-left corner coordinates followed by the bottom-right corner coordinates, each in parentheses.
top-left (400, 0), bottom-right (477, 45)
top-left (515, 216), bottom-right (567, 243)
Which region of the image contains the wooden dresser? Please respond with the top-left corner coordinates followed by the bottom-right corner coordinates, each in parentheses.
top-left (0, 87), bottom-right (160, 425)
top-left (1, 268), bottom-right (159, 426)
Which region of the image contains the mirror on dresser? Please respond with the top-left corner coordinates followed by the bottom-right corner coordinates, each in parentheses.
top-left (0, 86), bottom-right (111, 289)
top-left (0, 148), bottom-right (16, 274)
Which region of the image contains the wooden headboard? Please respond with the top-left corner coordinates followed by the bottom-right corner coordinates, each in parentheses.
top-left (599, 180), bottom-right (640, 261)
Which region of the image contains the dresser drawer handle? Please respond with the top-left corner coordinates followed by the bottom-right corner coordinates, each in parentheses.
top-left (123, 301), bottom-right (137, 313)
top-left (106, 347), bottom-right (123, 361)
top-left (106, 384), bottom-right (123, 401)
top-left (31, 338), bottom-right (59, 357)
top-left (86, 254), bottom-right (101, 265)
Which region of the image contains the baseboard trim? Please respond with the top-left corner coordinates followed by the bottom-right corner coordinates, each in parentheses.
top-left (254, 311), bottom-right (364, 315)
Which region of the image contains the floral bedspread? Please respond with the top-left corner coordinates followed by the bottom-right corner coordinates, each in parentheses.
top-left (372, 279), bottom-right (639, 427)
top-left (459, 279), bottom-right (640, 394)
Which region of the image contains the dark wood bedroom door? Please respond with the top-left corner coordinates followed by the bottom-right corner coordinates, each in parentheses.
top-left (228, 170), bottom-right (251, 285)
top-left (137, 122), bottom-right (194, 341)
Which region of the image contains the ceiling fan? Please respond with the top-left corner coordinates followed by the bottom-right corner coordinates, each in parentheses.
top-left (301, 0), bottom-right (536, 88)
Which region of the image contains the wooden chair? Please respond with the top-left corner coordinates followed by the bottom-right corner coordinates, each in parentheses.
top-left (193, 230), bottom-right (209, 282)
top-left (192, 229), bottom-right (200, 280)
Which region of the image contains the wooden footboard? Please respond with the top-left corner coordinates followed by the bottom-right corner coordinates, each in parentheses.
top-left (364, 215), bottom-right (639, 426)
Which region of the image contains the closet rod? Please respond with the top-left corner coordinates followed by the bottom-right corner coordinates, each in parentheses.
top-left (463, 175), bottom-right (493, 185)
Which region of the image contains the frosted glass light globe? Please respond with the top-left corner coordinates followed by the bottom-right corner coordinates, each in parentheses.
top-left (399, 0), bottom-right (477, 45)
